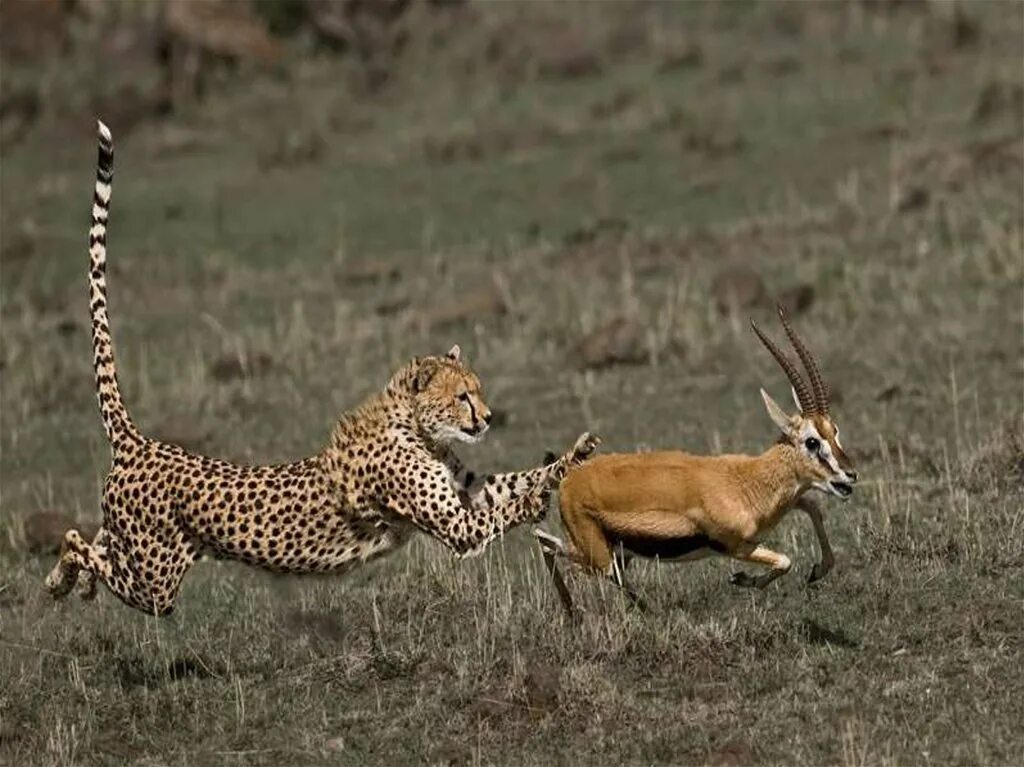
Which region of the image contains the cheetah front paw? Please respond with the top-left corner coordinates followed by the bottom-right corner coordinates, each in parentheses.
top-left (566, 432), bottom-right (601, 466)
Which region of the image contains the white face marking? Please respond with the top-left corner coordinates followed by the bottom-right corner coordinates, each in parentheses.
top-left (799, 422), bottom-right (854, 498)
top-left (818, 439), bottom-right (841, 474)
top-left (435, 423), bottom-right (487, 445)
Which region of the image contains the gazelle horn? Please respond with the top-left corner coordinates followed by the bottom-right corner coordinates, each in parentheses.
top-left (750, 318), bottom-right (815, 414)
top-left (776, 304), bottom-right (829, 415)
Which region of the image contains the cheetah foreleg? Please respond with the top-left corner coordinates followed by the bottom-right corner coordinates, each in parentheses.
top-left (450, 432), bottom-right (601, 513)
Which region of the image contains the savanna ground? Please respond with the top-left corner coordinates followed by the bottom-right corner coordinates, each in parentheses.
top-left (1, 2), bottom-right (1022, 765)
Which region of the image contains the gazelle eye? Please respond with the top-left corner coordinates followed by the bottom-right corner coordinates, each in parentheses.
top-left (804, 437), bottom-right (820, 452)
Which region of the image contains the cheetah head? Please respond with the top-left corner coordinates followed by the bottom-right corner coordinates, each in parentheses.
top-left (411, 345), bottom-right (492, 444)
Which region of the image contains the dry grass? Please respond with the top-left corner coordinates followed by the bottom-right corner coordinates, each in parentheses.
top-left (1, 2), bottom-right (1022, 765)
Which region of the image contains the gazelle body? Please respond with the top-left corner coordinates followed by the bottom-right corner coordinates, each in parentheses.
top-left (536, 307), bottom-right (858, 613)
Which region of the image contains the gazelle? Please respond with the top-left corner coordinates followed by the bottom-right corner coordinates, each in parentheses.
top-left (535, 306), bottom-right (858, 615)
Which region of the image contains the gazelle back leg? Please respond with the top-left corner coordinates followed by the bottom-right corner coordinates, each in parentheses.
top-left (538, 484), bottom-right (647, 613)
top-left (533, 528), bottom-right (646, 615)
top-left (533, 529), bottom-right (578, 619)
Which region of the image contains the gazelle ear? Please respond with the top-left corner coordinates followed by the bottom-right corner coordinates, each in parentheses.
top-left (446, 344), bottom-right (461, 362)
top-left (760, 388), bottom-right (793, 434)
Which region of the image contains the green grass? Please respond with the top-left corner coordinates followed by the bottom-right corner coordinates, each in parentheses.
top-left (1, 2), bottom-right (1022, 765)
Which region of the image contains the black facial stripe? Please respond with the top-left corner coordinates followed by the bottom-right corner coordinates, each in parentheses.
top-left (466, 396), bottom-right (477, 425)
top-left (816, 453), bottom-right (834, 473)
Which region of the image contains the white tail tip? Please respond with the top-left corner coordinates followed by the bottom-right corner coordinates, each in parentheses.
top-left (97, 120), bottom-right (112, 142)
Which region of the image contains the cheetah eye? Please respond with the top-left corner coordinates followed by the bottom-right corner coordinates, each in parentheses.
top-left (804, 436), bottom-right (820, 453)
top-left (458, 392), bottom-right (470, 402)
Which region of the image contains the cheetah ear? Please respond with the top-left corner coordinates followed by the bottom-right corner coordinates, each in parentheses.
top-left (446, 344), bottom-right (461, 362)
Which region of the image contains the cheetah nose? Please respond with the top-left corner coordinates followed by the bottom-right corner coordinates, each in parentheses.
top-left (483, 412), bottom-right (493, 425)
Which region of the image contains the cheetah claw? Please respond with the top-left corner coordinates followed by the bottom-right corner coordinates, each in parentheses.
top-left (568, 432), bottom-right (601, 465)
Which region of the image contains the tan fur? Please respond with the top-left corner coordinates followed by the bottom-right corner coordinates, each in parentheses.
top-left (536, 314), bottom-right (857, 614)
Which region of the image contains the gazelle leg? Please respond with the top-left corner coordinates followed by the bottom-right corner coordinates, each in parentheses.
top-left (728, 544), bottom-right (792, 589)
top-left (797, 498), bottom-right (834, 583)
top-left (533, 530), bottom-right (578, 619)
top-left (533, 529), bottom-right (645, 613)
top-left (605, 553), bottom-right (646, 611)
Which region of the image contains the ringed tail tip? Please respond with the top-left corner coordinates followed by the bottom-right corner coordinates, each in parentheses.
top-left (98, 119), bottom-right (112, 143)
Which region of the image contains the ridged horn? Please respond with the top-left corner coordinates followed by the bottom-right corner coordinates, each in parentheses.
top-left (750, 318), bottom-right (815, 414)
top-left (776, 304), bottom-right (829, 415)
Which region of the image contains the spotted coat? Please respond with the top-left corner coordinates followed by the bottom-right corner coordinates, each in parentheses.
top-left (45, 122), bottom-right (599, 616)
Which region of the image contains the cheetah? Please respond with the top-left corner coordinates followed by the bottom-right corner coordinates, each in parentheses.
top-left (45, 122), bottom-right (600, 616)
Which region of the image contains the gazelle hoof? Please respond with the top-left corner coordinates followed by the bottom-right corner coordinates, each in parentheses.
top-left (729, 571), bottom-right (759, 588)
top-left (807, 563), bottom-right (831, 584)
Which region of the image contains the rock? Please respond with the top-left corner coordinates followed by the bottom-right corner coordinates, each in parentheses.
top-left (0, 86), bottom-right (40, 148)
top-left (538, 35), bottom-right (604, 80)
top-left (763, 55), bottom-right (802, 77)
top-left (151, 419), bottom-right (212, 452)
top-left (524, 662), bottom-right (561, 711)
top-left (421, 285), bottom-right (507, 330)
top-left (374, 296), bottom-right (410, 316)
top-left (712, 267), bottom-right (765, 314)
top-left (54, 317), bottom-right (80, 338)
top-left (876, 384), bottom-right (902, 402)
top-left (209, 351), bottom-right (273, 382)
top-left (23, 511), bottom-right (99, 556)
top-left (896, 185), bottom-right (929, 213)
top-left (146, 125), bottom-right (212, 158)
top-left (777, 284), bottom-right (815, 317)
top-left (657, 43), bottom-right (704, 73)
top-left (682, 129), bottom-right (745, 159)
top-left (973, 81), bottom-right (1024, 124)
top-left (562, 216), bottom-right (629, 247)
top-left (162, 0), bottom-right (282, 107)
top-left (258, 128), bottom-right (327, 170)
top-left (949, 5), bottom-right (980, 49)
top-left (576, 318), bottom-right (648, 369)
top-left (0, 0), bottom-right (68, 63)
top-left (339, 258), bottom-right (401, 284)
top-left (164, 0), bottom-right (282, 62)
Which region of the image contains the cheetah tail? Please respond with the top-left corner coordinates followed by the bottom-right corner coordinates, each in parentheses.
top-left (88, 120), bottom-right (140, 449)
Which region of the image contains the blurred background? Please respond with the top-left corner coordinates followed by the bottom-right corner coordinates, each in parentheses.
top-left (1, 1), bottom-right (1022, 764)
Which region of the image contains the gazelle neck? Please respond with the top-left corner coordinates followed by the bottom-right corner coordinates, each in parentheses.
top-left (742, 443), bottom-right (808, 524)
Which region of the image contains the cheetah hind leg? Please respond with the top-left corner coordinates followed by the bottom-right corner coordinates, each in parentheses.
top-left (45, 530), bottom-right (90, 600)
top-left (76, 527), bottom-right (110, 601)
